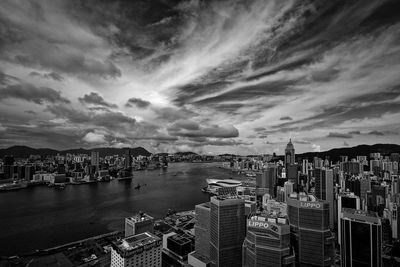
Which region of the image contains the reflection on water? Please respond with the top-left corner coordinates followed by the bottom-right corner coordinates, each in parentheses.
top-left (0, 162), bottom-right (236, 255)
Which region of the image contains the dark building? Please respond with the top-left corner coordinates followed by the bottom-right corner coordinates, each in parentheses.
top-left (367, 185), bottom-right (386, 217)
top-left (287, 195), bottom-right (335, 266)
top-left (210, 196), bottom-right (245, 267)
top-left (125, 212), bottom-right (154, 238)
top-left (124, 148), bottom-right (132, 169)
top-left (314, 168), bottom-right (335, 228)
top-left (256, 166), bottom-right (277, 198)
top-left (3, 155), bottom-right (14, 180)
top-left (344, 177), bottom-right (361, 197)
top-left (340, 209), bottom-right (382, 267)
top-left (242, 214), bottom-right (295, 267)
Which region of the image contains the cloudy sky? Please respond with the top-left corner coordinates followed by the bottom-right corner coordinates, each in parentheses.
top-left (0, 0), bottom-right (399, 154)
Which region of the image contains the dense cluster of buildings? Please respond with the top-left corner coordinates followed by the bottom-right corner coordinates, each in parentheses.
top-left (2, 140), bottom-right (400, 266)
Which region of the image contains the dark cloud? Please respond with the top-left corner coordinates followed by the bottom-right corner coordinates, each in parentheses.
top-left (79, 92), bottom-right (117, 108)
top-left (126, 97), bottom-right (151, 108)
top-left (168, 124), bottom-right (239, 139)
top-left (254, 127), bottom-right (266, 132)
top-left (0, 83), bottom-right (70, 104)
top-left (24, 110), bottom-right (36, 115)
top-left (280, 116), bottom-right (293, 121)
top-left (348, 130), bottom-right (361, 135)
top-left (294, 140), bottom-right (310, 144)
top-left (368, 130), bottom-right (384, 136)
top-left (29, 71), bottom-right (64, 81)
top-left (327, 132), bottom-right (353, 139)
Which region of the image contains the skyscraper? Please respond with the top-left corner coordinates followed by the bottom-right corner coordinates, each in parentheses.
top-left (340, 209), bottom-right (382, 267)
top-left (242, 213), bottom-right (295, 267)
top-left (315, 168), bottom-right (335, 228)
top-left (194, 202), bottom-right (211, 258)
top-left (287, 194), bottom-right (335, 266)
top-left (256, 166), bottom-right (277, 198)
top-left (124, 148), bottom-right (132, 169)
top-left (337, 193), bottom-right (361, 244)
top-left (210, 196), bottom-right (245, 267)
top-left (91, 151), bottom-right (100, 170)
top-left (285, 139), bottom-right (295, 168)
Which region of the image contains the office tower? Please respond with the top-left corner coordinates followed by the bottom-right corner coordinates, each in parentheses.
top-left (24, 165), bottom-right (34, 181)
top-left (389, 198), bottom-right (400, 239)
top-left (286, 164), bottom-right (298, 190)
top-left (285, 139), bottom-right (295, 168)
top-left (194, 202), bottom-right (211, 258)
top-left (340, 156), bottom-right (348, 163)
top-left (314, 157), bottom-right (323, 169)
top-left (367, 185), bottom-right (386, 216)
top-left (91, 151), bottom-right (100, 170)
top-left (3, 155), bottom-right (14, 180)
top-left (287, 195), bottom-right (335, 266)
top-left (360, 178), bottom-right (371, 201)
top-left (340, 161), bottom-right (362, 175)
top-left (340, 209), bottom-right (382, 267)
top-left (124, 148), bottom-right (132, 169)
top-left (344, 177), bottom-right (361, 197)
top-left (210, 196), bottom-right (245, 267)
top-left (315, 168), bottom-right (335, 228)
top-left (111, 232), bottom-right (162, 267)
top-left (337, 193), bottom-right (360, 244)
top-left (125, 212), bottom-right (154, 237)
top-left (284, 181), bottom-right (294, 202)
top-left (302, 159), bottom-right (309, 175)
top-left (256, 166), bottom-right (277, 198)
top-left (243, 214), bottom-right (295, 267)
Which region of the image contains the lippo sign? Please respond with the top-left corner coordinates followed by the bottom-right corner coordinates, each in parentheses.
top-left (247, 220), bottom-right (280, 233)
top-left (299, 201), bottom-right (323, 209)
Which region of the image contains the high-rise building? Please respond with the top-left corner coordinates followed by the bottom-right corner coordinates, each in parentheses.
top-left (124, 148), bottom-right (132, 169)
top-left (337, 193), bottom-right (360, 244)
top-left (315, 168), bottom-right (335, 228)
top-left (3, 155), bottom-right (14, 180)
top-left (285, 139), bottom-right (295, 168)
top-left (125, 212), bottom-right (154, 237)
top-left (111, 232), bottom-right (162, 267)
top-left (256, 166), bottom-right (277, 198)
top-left (340, 161), bottom-right (362, 175)
top-left (302, 159), bottom-right (309, 175)
top-left (194, 202), bottom-right (211, 258)
top-left (242, 213), bottom-right (295, 267)
top-left (287, 194), bottom-right (335, 266)
top-left (210, 196), bottom-right (245, 267)
top-left (340, 209), bottom-right (382, 267)
top-left (91, 151), bottom-right (100, 170)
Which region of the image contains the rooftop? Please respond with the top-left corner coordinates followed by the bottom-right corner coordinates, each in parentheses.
top-left (126, 212), bottom-right (154, 223)
top-left (115, 232), bottom-right (160, 252)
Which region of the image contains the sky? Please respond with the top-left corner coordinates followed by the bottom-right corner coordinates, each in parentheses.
top-left (0, 0), bottom-right (399, 155)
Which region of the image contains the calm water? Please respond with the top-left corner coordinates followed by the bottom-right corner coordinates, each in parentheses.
top-left (0, 162), bottom-right (237, 256)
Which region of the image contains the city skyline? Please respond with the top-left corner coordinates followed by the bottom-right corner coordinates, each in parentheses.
top-left (0, 0), bottom-right (399, 155)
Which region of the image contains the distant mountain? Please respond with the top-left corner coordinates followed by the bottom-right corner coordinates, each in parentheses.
top-left (296, 143), bottom-right (400, 162)
top-left (0, 145), bottom-right (152, 158)
top-left (174, 151), bottom-right (199, 156)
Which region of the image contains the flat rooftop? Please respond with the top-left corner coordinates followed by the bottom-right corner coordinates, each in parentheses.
top-left (126, 213), bottom-right (154, 223)
top-left (115, 232), bottom-right (160, 252)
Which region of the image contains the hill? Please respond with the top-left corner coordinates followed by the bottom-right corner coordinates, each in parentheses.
top-left (0, 145), bottom-right (152, 158)
top-left (296, 143), bottom-right (400, 162)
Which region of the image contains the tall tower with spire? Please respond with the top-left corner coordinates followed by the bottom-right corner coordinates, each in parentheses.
top-left (285, 139), bottom-right (295, 168)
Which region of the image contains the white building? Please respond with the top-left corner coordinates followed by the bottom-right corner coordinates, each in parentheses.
top-left (111, 232), bottom-right (162, 267)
